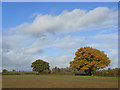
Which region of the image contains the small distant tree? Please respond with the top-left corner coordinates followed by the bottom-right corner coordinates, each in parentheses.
top-left (55, 66), bottom-right (60, 73)
top-left (63, 68), bottom-right (66, 72)
top-left (51, 68), bottom-right (55, 74)
top-left (58, 68), bottom-right (60, 72)
top-left (70, 47), bottom-right (111, 76)
top-left (12, 70), bottom-right (15, 72)
top-left (55, 66), bottom-right (58, 71)
top-left (2, 69), bottom-right (8, 73)
top-left (31, 59), bottom-right (50, 73)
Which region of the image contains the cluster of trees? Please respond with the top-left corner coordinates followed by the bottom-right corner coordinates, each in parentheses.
top-left (2, 47), bottom-right (112, 76)
top-left (51, 66), bottom-right (72, 74)
top-left (31, 47), bottom-right (111, 76)
top-left (92, 68), bottom-right (120, 77)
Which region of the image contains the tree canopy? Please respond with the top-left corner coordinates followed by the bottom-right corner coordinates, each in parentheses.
top-left (31, 59), bottom-right (50, 73)
top-left (70, 47), bottom-right (111, 76)
top-left (2, 69), bottom-right (8, 73)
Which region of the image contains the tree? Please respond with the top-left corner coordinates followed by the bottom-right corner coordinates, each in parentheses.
top-left (55, 66), bottom-right (59, 72)
top-left (31, 59), bottom-right (50, 73)
top-left (70, 47), bottom-right (111, 76)
top-left (58, 68), bottom-right (60, 72)
top-left (12, 69), bottom-right (15, 72)
top-left (2, 69), bottom-right (8, 73)
top-left (51, 68), bottom-right (55, 73)
top-left (55, 66), bottom-right (58, 71)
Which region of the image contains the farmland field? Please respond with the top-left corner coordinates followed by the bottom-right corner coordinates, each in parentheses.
top-left (2, 75), bottom-right (118, 88)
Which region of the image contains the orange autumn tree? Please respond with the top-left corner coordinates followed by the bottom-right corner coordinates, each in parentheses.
top-left (51, 68), bottom-right (55, 73)
top-left (70, 47), bottom-right (111, 76)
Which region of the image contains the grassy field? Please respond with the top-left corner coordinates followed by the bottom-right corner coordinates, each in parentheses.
top-left (2, 75), bottom-right (118, 88)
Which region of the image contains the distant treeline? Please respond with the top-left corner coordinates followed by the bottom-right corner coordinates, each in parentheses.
top-left (2, 67), bottom-right (120, 77)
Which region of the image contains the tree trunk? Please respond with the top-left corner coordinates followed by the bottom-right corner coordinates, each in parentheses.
top-left (88, 71), bottom-right (92, 76)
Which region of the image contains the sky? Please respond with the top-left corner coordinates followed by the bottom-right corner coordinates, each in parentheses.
top-left (1, 2), bottom-right (118, 71)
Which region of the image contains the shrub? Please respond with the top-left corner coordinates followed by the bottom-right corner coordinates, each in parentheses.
top-left (92, 68), bottom-right (119, 77)
top-left (43, 69), bottom-right (51, 74)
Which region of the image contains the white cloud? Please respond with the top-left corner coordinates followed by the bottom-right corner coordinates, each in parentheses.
top-left (23, 34), bottom-right (86, 54)
top-left (51, 35), bottom-right (86, 50)
top-left (2, 50), bottom-right (41, 71)
top-left (24, 38), bottom-right (47, 54)
top-left (23, 7), bottom-right (117, 36)
top-left (2, 34), bottom-right (34, 52)
top-left (47, 55), bottom-right (74, 68)
top-left (108, 49), bottom-right (118, 68)
top-left (93, 33), bottom-right (118, 40)
top-left (88, 32), bottom-right (118, 50)
top-left (24, 47), bottom-right (44, 54)
top-left (88, 41), bottom-right (117, 51)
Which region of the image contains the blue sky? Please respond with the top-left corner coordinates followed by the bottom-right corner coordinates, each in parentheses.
top-left (2, 2), bottom-right (118, 71)
top-left (2, 2), bottom-right (118, 28)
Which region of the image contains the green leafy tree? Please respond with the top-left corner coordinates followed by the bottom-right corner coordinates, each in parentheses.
top-left (31, 59), bottom-right (50, 73)
top-left (55, 66), bottom-right (57, 70)
top-left (55, 66), bottom-right (58, 72)
top-left (70, 47), bottom-right (111, 76)
top-left (2, 69), bottom-right (8, 73)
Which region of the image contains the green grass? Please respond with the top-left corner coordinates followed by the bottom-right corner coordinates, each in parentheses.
top-left (2, 74), bottom-right (119, 79)
top-left (75, 75), bottom-right (119, 79)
